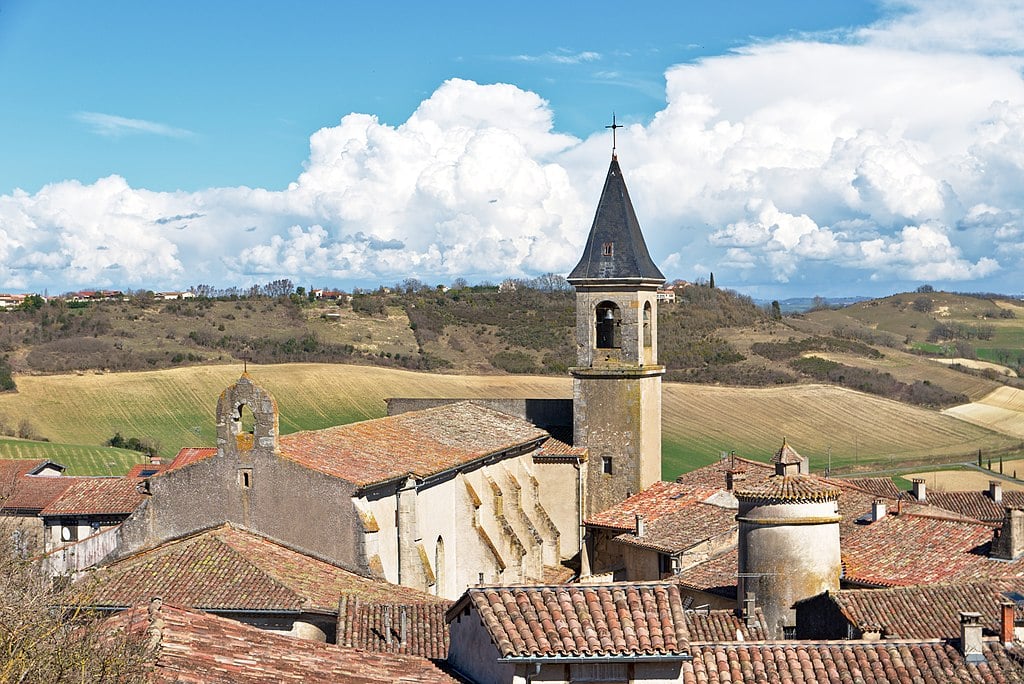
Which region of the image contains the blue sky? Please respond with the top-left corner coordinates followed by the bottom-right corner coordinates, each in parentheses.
top-left (2, 1), bottom-right (1024, 298)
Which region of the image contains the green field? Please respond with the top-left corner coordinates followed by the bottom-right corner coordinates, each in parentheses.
top-left (2, 364), bottom-right (1019, 480)
top-left (0, 438), bottom-right (147, 475)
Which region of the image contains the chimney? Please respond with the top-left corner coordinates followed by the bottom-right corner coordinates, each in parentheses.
top-left (742, 592), bottom-right (756, 628)
top-left (912, 478), bottom-right (926, 502)
top-left (384, 606), bottom-right (392, 645)
top-left (992, 509), bottom-right (1024, 560)
top-left (149, 455), bottom-right (162, 465)
top-left (959, 612), bottom-right (985, 663)
top-left (1001, 601), bottom-right (1016, 645)
top-left (990, 481), bottom-right (1003, 503)
top-left (726, 469), bottom-right (745, 491)
top-left (872, 500), bottom-right (887, 522)
top-left (635, 514), bottom-right (646, 537)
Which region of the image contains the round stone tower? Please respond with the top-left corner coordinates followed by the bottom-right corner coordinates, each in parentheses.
top-left (735, 473), bottom-right (841, 637)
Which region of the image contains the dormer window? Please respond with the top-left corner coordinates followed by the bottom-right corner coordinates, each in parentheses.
top-left (602, 242), bottom-right (614, 257)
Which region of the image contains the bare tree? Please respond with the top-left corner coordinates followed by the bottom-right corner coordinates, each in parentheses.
top-left (0, 518), bottom-right (152, 682)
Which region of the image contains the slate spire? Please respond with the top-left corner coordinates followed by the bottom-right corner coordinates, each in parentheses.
top-left (567, 157), bottom-right (665, 283)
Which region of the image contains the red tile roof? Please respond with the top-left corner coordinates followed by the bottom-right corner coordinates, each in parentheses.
top-left (674, 549), bottom-right (740, 600)
top-left (85, 524), bottom-right (445, 613)
top-left (0, 458), bottom-right (56, 484)
top-left (923, 490), bottom-right (1024, 523)
top-left (460, 583), bottom-right (690, 658)
top-left (673, 455), bottom-right (774, 491)
top-left (839, 477), bottom-right (903, 500)
top-left (278, 402), bottom-right (548, 487)
top-left (165, 447), bottom-right (216, 471)
top-left (682, 640), bottom-right (1024, 683)
top-left (685, 608), bottom-right (768, 642)
top-left (338, 596), bottom-right (451, 659)
top-left (734, 474), bottom-right (842, 503)
top-left (125, 463), bottom-right (166, 478)
top-left (840, 512), bottom-right (1020, 587)
top-left (105, 602), bottom-right (460, 683)
top-left (40, 477), bottom-right (144, 516)
top-left (813, 581), bottom-right (1024, 640)
top-left (614, 503), bottom-right (737, 555)
top-left (1, 475), bottom-right (74, 512)
top-left (586, 480), bottom-right (719, 530)
top-left (535, 437), bottom-right (587, 458)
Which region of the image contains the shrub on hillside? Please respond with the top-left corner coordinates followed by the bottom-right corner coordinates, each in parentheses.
top-left (788, 356), bottom-right (967, 408)
top-left (491, 351), bottom-right (538, 374)
top-left (0, 356), bottom-right (15, 392)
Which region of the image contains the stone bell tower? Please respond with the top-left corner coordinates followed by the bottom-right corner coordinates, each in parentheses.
top-left (568, 153), bottom-right (665, 518)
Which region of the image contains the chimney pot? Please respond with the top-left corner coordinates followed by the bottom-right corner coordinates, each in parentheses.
top-left (990, 481), bottom-right (1003, 503)
top-left (912, 478), bottom-right (926, 502)
top-left (960, 611), bottom-right (985, 663)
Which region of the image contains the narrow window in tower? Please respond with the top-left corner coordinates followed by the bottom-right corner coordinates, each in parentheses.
top-left (602, 456), bottom-right (613, 475)
top-left (238, 468), bottom-right (252, 489)
top-left (643, 302), bottom-right (652, 348)
top-left (602, 242), bottom-right (614, 257)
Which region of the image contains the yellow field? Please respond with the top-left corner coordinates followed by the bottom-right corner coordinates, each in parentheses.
top-left (930, 357), bottom-right (1018, 377)
top-left (902, 468), bottom-right (1024, 492)
top-left (0, 365), bottom-right (1019, 475)
top-left (661, 383), bottom-right (1020, 470)
top-left (942, 387), bottom-right (1024, 439)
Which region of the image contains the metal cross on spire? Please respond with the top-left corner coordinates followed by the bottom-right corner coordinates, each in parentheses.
top-left (606, 113), bottom-right (622, 159)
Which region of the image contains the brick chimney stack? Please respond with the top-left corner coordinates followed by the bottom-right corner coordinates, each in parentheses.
top-left (1001, 601), bottom-right (1016, 645)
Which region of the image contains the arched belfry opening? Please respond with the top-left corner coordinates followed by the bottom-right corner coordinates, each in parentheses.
top-left (595, 301), bottom-right (621, 349)
top-left (216, 373), bottom-right (280, 458)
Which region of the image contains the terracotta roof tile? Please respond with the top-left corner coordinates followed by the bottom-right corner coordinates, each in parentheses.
top-left (814, 581), bottom-right (1024, 640)
top-left (125, 463), bottom-right (166, 478)
top-left (685, 608), bottom-right (768, 642)
top-left (464, 583), bottom-right (690, 658)
top-left (104, 602), bottom-right (460, 683)
top-left (840, 512), bottom-right (1024, 587)
top-left (165, 447), bottom-right (216, 471)
top-left (0, 458), bottom-right (53, 483)
top-left (278, 402), bottom-right (548, 487)
top-left (923, 490), bottom-right (1024, 523)
top-left (614, 503), bottom-right (737, 555)
top-left (85, 524), bottom-right (445, 613)
top-left (586, 481), bottom-right (719, 530)
top-left (673, 455), bottom-right (774, 491)
top-left (839, 477), bottom-right (903, 500)
top-left (535, 437), bottom-right (587, 458)
top-left (682, 641), bottom-right (1024, 683)
top-left (40, 477), bottom-right (144, 516)
top-left (338, 597), bottom-right (451, 659)
top-left (735, 474), bottom-right (842, 503)
top-left (1, 475), bottom-right (74, 512)
top-left (674, 549), bottom-right (740, 600)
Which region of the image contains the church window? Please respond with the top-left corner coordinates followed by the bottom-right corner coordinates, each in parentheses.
top-left (238, 468), bottom-right (252, 489)
top-left (601, 242), bottom-right (614, 257)
top-left (435, 536), bottom-right (445, 596)
top-left (643, 302), bottom-right (652, 348)
top-left (602, 456), bottom-right (613, 475)
top-left (595, 302), bottom-right (621, 349)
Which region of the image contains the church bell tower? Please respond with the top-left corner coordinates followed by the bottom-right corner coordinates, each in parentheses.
top-left (568, 151), bottom-right (665, 518)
